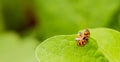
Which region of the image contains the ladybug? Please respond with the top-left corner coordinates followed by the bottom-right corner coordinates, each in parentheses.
top-left (75, 29), bottom-right (90, 46)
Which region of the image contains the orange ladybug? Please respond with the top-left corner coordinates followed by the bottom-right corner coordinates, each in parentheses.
top-left (75, 29), bottom-right (90, 46)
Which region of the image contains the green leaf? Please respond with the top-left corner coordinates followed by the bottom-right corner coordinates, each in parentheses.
top-left (90, 28), bottom-right (120, 62)
top-left (35, 0), bottom-right (120, 40)
top-left (0, 32), bottom-right (39, 62)
top-left (36, 28), bottom-right (120, 62)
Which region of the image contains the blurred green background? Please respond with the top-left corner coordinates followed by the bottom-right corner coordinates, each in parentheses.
top-left (0, 0), bottom-right (120, 62)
